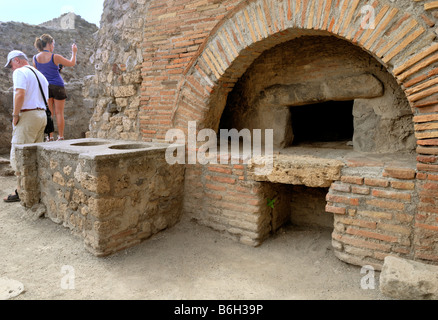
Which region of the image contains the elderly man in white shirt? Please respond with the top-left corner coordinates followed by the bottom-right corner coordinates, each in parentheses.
top-left (3, 50), bottom-right (48, 203)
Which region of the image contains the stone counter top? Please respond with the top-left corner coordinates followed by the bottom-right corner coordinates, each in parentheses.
top-left (16, 138), bottom-right (181, 161)
top-left (246, 144), bottom-right (417, 187)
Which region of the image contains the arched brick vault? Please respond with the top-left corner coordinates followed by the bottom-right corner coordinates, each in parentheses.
top-left (174, 0), bottom-right (438, 137)
top-left (171, 0), bottom-right (438, 165)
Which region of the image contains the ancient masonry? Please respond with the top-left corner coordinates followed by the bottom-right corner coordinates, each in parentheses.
top-left (16, 139), bottom-right (185, 256)
top-left (17, 0), bottom-right (438, 268)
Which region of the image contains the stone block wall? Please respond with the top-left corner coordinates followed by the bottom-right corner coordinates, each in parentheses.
top-left (16, 140), bottom-right (185, 256)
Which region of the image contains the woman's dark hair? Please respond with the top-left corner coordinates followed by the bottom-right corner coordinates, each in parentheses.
top-left (34, 34), bottom-right (54, 52)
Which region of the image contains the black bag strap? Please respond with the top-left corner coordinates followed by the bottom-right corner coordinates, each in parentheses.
top-left (25, 66), bottom-right (48, 108)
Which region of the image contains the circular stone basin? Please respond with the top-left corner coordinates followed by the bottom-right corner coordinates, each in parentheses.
top-left (108, 144), bottom-right (152, 150)
top-left (70, 141), bottom-right (109, 147)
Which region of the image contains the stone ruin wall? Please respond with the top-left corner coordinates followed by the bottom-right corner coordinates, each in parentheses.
top-left (0, 14), bottom-right (98, 154)
top-left (16, 140), bottom-right (185, 257)
top-left (85, 0), bottom-right (149, 141)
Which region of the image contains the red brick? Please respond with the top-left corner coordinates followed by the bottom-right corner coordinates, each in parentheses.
top-left (224, 194), bottom-right (260, 205)
top-left (371, 189), bottom-right (411, 201)
top-left (326, 194), bottom-right (359, 206)
top-left (366, 199), bottom-right (405, 211)
top-left (417, 104), bottom-right (438, 114)
top-left (385, 13), bottom-right (410, 37)
top-left (346, 227), bottom-right (398, 243)
top-left (418, 204), bottom-right (438, 214)
top-left (142, 130), bottom-right (157, 134)
top-left (420, 182), bottom-right (438, 190)
top-left (332, 232), bottom-right (392, 252)
top-left (337, 217), bottom-right (377, 229)
top-left (326, 205), bottom-right (346, 215)
top-left (419, 195), bottom-right (436, 204)
top-left (415, 222), bottom-right (438, 231)
top-left (390, 181), bottom-right (415, 190)
top-left (383, 167), bottom-right (416, 180)
top-left (351, 186), bottom-right (370, 195)
top-left (417, 138), bottom-right (438, 145)
top-left (207, 175), bottom-right (236, 185)
top-left (364, 178), bottom-right (389, 187)
top-left (341, 176), bottom-right (364, 185)
top-left (287, 0), bottom-right (292, 20)
top-left (421, 14), bottom-right (436, 27)
top-left (392, 246), bottom-right (411, 255)
top-left (215, 201), bottom-right (259, 214)
top-left (346, 158), bottom-right (384, 167)
top-left (331, 182), bottom-right (351, 193)
top-left (187, 75), bottom-right (208, 97)
top-left (225, 190), bottom-right (260, 199)
top-left (328, 17), bottom-right (336, 32)
top-left (417, 155), bottom-right (438, 163)
top-left (377, 223), bottom-right (411, 235)
top-left (205, 183), bottom-right (227, 192)
top-left (394, 213), bottom-right (414, 223)
top-left (207, 166), bottom-right (233, 175)
top-left (418, 185), bottom-right (438, 196)
top-left (110, 229), bottom-right (136, 241)
top-left (417, 172), bottom-right (428, 179)
top-left (418, 163), bottom-right (438, 172)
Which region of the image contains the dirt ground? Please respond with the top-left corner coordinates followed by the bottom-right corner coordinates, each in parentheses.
top-left (0, 173), bottom-right (391, 301)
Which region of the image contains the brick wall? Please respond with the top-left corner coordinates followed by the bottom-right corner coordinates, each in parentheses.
top-left (183, 159), bottom-right (272, 246)
top-left (135, 0), bottom-right (438, 267)
top-left (328, 163), bottom-right (419, 269)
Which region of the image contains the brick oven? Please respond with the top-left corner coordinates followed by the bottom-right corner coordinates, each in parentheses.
top-left (19, 0), bottom-right (438, 268)
top-left (136, 0), bottom-right (438, 270)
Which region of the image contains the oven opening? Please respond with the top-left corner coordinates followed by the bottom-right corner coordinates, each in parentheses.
top-left (290, 100), bottom-right (354, 146)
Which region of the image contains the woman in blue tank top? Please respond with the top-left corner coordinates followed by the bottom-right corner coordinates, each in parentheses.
top-left (33, 34), bottom-right (78, 141)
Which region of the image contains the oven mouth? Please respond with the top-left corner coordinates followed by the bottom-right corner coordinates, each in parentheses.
top-left (290, 100), bottom-right (354, 147)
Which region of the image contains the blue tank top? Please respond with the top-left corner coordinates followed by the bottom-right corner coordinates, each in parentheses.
top-left (34, 54), bottom-right (64, 87)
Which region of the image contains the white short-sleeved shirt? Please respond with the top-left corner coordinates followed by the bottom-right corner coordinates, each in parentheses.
top-left (13, 66), bottom-right (48, 111)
